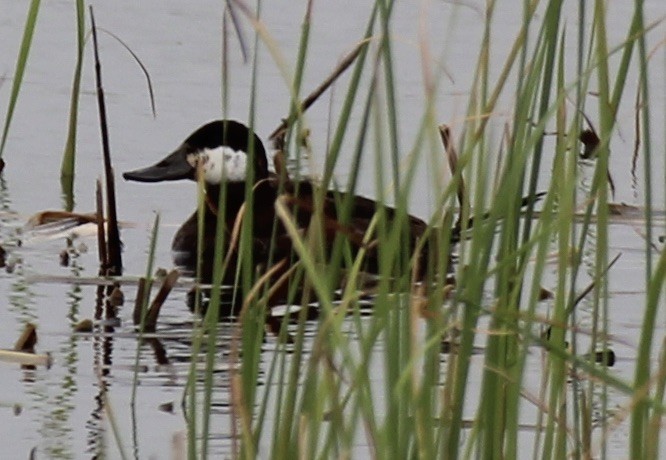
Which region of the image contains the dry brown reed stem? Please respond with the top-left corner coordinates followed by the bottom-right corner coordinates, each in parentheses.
top-left (241, 258), bottom-right (292, 311)
top-left (268, 40), bottom-right (367, 142)
top-left (2, 323), bottom-right (52, 369)
top-left (217, 177), bottom-right (289, 272)
top-left (90, 6), bottom-right (122, 276)
top-left (14, 323), bottom-right (37, 352)
top-left (144, 269), bottom-right (180, 332)
top-left (222, 201), bottom-right (247, 270)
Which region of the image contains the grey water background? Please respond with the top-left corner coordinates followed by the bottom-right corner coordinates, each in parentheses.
top-left (0, 0), bottom-right (664, 458)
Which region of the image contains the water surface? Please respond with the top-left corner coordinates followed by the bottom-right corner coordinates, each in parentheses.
top-left (0, 1), bottom-right (664, 457)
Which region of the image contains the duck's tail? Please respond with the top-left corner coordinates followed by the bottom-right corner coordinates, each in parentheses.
top-left (450, 191), bottom-right (546, 243)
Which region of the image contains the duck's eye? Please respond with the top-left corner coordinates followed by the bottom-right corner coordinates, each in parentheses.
top-left (196, 147), bottom-right (247, 184)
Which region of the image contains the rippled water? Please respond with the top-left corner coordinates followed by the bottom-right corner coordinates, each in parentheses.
top-left (0, 0), bottom-right (664, 458)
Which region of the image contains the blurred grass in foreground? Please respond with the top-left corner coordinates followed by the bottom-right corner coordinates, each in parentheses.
top-left (185, 1), bottom-right (663, 459)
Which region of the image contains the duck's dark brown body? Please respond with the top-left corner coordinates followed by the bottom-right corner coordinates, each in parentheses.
top-left (171, 177), bottom-right (435, 288)
top-left (124, 120), bottom-right (444, 307)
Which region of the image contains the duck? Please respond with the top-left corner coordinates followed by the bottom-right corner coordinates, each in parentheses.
top-left (123, 120), bottom-right (447, 304)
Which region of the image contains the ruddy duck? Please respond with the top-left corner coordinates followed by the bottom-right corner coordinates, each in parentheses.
top-left (123, 120), bottom-right (445, 301)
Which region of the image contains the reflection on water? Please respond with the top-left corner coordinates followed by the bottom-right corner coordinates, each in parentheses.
top-left (40, 335), bottom-right (78, 459)
top-left (40, 255), bottom-right (84, 459)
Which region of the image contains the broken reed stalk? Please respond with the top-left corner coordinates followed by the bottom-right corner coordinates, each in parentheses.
top-left (90, 6), bottom-right (122, 276)
top-left (144, 269), bottom-right (180, 332)
top-left (0, 323), bottom-right (53, 369)
top-left (268, 40), bottom-right (366, 142)
top-left (14, 323), bottom-right (37, 352)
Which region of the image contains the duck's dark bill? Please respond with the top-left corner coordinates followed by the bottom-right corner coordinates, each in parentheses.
top-left (123, 148), bottom-right (193, 183)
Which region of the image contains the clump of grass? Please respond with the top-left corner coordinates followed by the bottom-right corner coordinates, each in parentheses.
top-left (172, 1), bottom-right (665, 459)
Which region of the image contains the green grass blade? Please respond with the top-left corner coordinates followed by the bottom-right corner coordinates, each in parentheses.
top-left (0, 0), bottom-right (41, 161)
top-left (60, 0), bottom-right (85, 211)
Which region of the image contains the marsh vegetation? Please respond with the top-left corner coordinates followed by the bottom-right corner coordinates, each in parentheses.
top-left (0, 1), bottom-right (664, 458)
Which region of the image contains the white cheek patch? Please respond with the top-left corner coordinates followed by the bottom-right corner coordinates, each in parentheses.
top-left (196, 146), bottom-right (247, 183)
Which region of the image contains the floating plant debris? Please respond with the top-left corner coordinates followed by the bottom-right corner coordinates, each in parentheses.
top-left (109, 283), bottom-right (124, 307)
top-left (21, 210), bottom-right (133, 245)
top-left (26, 210), bottom-right (97, 227)
top-left (158, 401), bottom-right (174, 414)
top-left (0, 324), bottom-right (52, 368)
top-left (608, 202), bottom-right (640, 216)
top-left (73, 319), bottom-right (94, 333)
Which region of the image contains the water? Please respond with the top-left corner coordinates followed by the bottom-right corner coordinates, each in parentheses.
top-left (0, 0), bottom-right (664, 458)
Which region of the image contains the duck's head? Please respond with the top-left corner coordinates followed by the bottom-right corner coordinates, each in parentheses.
top-left (123, 120), bottom-right (269, 185)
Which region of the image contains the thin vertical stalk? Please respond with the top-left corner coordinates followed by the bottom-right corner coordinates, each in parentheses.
top-left (90, 6), bottom-right (123, 276)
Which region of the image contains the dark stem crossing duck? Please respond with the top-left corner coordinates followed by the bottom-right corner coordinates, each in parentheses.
top-left (123, 120), bottom-right (448, 305)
